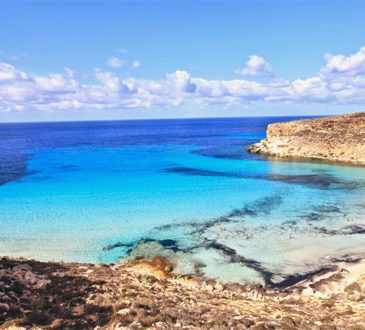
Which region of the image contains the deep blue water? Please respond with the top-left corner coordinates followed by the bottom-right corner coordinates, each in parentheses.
top-left (1, 117), bottom-right (365, 286)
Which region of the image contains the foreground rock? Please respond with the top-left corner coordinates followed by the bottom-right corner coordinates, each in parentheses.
top-left (0, 256), bottom-right (365, 329)
top-left (247, 111), bottom-right (365, 165)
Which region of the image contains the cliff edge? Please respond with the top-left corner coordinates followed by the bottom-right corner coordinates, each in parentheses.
top-left (246, 112), bottom-right (365, 165)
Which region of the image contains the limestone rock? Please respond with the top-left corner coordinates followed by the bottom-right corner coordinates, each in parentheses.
top-left (246, 111), bottom-right (365, 165)
top-left (1, 256), bottom-right (365, 329)
top-left (34, 279), bottom-right (51, 290)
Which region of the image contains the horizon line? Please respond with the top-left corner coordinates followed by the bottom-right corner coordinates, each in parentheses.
top-left (0, 114), bottom-right (326, 125)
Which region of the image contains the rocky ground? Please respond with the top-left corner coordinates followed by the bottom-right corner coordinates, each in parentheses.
top-left (247, 111), bottom-right (365, 165)
top-left (1, 256), bottom-right (365, 329)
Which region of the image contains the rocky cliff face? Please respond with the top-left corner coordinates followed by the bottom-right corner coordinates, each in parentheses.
top-left (247, 112), bottom-right (365, 165)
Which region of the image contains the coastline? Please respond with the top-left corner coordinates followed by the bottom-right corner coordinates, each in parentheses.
top-left (1, 114), bottom-right (365, 328)
top-left (1, 255), bottom-right (365, 329)
top-left (121, 255), bottom-right (365, 296)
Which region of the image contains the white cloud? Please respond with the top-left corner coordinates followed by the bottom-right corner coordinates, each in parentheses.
top-left (132, 60), bottom-right (141, 69)
top-left (0, 62), bottom-right (27, 82)
top-left (106, 56), bottom-right (127, 68)
top-left (320, 47), bottom-right (365, 77)
top-left (107, 57), bottom-right (141, 69)
top-left (237, 55), bottom-right (274, 77)
top-left (2, 46), bottom-right (365, 112)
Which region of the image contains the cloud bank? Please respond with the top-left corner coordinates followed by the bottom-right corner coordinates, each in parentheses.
top-left (1, 47), bottom-right (365, 112)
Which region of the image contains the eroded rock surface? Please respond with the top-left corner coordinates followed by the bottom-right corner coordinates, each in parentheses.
top-left (247, 112), bottom-right (365, 165)
top-left (0, 256), bottom-right (365, 329)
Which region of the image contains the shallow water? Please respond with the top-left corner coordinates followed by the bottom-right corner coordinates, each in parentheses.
top-left (1, 117), bottom-right (365, 286)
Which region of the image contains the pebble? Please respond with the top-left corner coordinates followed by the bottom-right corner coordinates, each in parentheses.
top-left (34, 279), bottom-right (51, 290)
top-left (117, 308), bottom-right (130, 315)
top-left (0, 303), bottom-right (9, 311)
top-left (302, 287), bottom-right (314, 296)
top-left (52, 271), bottom-right (66, 277)
top-left (31, 271), bottom-right (45, 282)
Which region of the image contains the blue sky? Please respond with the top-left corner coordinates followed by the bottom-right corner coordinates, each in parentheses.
top-left (1, 0), bottom-right (365, 122)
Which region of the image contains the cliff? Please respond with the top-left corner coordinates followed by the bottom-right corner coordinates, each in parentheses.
top-left (247, 112), bottom-right (365, 165)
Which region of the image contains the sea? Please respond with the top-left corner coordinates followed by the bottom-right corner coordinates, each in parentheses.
top-left (1, 117), bottom-right (365, 287)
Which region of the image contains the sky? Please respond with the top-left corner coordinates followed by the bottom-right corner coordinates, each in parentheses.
top-left (1, 0), bottom-right (365, 122)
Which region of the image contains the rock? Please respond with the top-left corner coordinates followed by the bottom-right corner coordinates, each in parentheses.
top-left (314, 291), bottom-right (327, 299)
top-left (1, 256), bottom-right (365, 329)
top-left (282, 316), bottom-right (296, 326)
top-left (224, 283), bottom-right (245, 293)
top-left (34, 279), bottom-right (51, 289)
top-left (246, 111), bottom-right (365, 165)
top-left (97, 262), bottom-right (108, 267)
top-left (117, 308), bottom-right (130, 315)
top-left (206, 279), bottom-right (216, 287)
top-left (50, 319), bottom-right (63, 328)
top-left (51, 271), bottom-right (66, 278)
top-left (24, 271), bottom-right (38, 284)
top-left (214, 283), bottom-right (224, 291)
top-left (301, 287), bottom-right (314, 296)
top-left (13, 264), bottom-right (32, 272)
top-left (0, 302), bottom-right (10, 311)
top-left (164, 265), bottom-right (172, 272)
top-left (345, 281), bottom-right (362, 294)
top-left (205, 285), bottom-right (214, 292)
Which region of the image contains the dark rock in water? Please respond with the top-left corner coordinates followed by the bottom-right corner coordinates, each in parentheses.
top-left (192, 261), bottom-right (206, 268)
top-left (342, 225), bottom-right (365, 235)
top-left (165, 165), bottom-right (363, 190)
top-left (273, 267), bottom-right (336, 288)
top-left (298, 212), bottom-right (324, 221)
top-left (157, 239), bottom-right (179, 249)
top-left (164, 166), bottom-right (243, 178)
top-left (313, 225), bottom-right (365, 236)
top-left (140, 238), bottom-right (181, 253)
top-left (228, 195), bottom-right (282, 218)
top-left (102, 242), bottom-right (134, 251)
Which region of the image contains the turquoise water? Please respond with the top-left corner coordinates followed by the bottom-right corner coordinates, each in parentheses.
top-left (0, 118), bottom-right (365, 286)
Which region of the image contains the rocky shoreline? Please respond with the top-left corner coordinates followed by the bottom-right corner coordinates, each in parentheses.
top-left (246, 111), bottom-right (365, 165)
top-left (1, 256), bottom-right (365, 329)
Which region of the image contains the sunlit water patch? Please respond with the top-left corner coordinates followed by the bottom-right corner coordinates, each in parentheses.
top-left (0, 117), bottom-right (365, 287)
